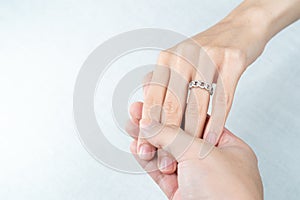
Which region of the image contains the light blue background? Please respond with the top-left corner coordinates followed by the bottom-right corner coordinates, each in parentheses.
top-left (0, 0), bottom-right (299, 199)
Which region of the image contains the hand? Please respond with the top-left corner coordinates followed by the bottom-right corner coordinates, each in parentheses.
top-left (137, 14), bottom-right (266, 175)
top-left (136, 0), bottom-right (300, 175)
top-left (128, 102), bottom-right (263, 200)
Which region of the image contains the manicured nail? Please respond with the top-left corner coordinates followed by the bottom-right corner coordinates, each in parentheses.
top-left (205, 132), bottom-right (217, 145)
top-left (159, 156), bottom-right (173, 171)
top-left (138, 144), bottom-right (155, 160)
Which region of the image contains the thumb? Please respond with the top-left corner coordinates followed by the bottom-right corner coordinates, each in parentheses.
top-left (139, 119), bottom-right (207, 161)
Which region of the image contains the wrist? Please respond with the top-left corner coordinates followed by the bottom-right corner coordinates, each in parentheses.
top-left (217, 5), bottom-right (270, 65)
top-left (222, 3), bottom-right (271, 44)
top-left (224, 0), bottom-right (300, 42)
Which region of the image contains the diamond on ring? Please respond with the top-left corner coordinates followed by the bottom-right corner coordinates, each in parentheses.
top-left (188, 80), bottom-right (213, 95)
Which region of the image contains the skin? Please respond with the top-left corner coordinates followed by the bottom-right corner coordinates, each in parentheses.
top-left (137, 0), bottom-right (300, 175)
top-left (128, 102), bottom-right (263, 200)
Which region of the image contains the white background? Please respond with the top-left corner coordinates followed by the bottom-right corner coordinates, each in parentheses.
top-left (0, 0), bottom-right (300, 199)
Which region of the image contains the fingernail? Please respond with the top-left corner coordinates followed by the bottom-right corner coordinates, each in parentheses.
top-left (159, 157), bottom-right (173, 171)
top-left (138, 144), bottom-right (155, 160)
top-left (205, 132), bottom-right (217, 145)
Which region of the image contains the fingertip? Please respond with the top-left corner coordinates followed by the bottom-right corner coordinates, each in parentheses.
top-left (218, 128), bottom-right (244, 147)
top-left (129, 102), bottom-right (143, 120)
top-left (138, 143), bottom-right (156, 161)
top-left (158, 157), bottom-right (177, 174)
top-left (204, 131), bottom-right (218, 146)
top-left (125, 119), bottom-right (139, 139)
top-left (130, 140), bottom-right (138, 154)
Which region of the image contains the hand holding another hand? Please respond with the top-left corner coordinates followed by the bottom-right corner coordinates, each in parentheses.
top-left (128, 102), bottom-right (263, 200)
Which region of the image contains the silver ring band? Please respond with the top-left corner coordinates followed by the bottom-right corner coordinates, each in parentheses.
top-left (188, 80), bottom-right (213, 95)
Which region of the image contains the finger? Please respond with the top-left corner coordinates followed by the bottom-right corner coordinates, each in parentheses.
top-left (129, 102), bottom-right (143, 125)
top-left (125, 73), bottom-right (152, 138)
top-left (185, 50), bottom-right (216, 138)
top-left (158, 71), bottom-right (189, 173)
top-left (157, 149), bottom-right (177, 174)
top-left (126, 70), bottom-right (152, 138)
top-left (160, 67), bottom-right (190, 126)
top-left (140, 120), bottom-right (210, 162)
top-left (128, 71), bottom-right (151, 126)
top-left (142, 52), bottom-right (170, 121)
top-left (157, 70), bottom-right (189, 174)
top-left (130, 140), bottom-right (178, 199)
top-left (138, 52), bottom-right (171, 160)
top-left (218, 128), bottom-right (244, 148)
top-left (157, 51), bottom-right (193, 174)
top-left (142, 71), bottom-right (153, 96)
top-left (184, 89), bottom-right (209, 137)
top-left (125, 119), bottom-right (139, 139)
top-left (129, 101), bottom-right (156, 160)
top-left (203, 72), bottom-right (239, 145)
top-left (129, 101), bottom-right (177, 173)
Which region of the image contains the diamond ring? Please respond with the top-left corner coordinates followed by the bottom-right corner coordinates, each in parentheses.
top-left (188, 80), bottom-right (214, 95)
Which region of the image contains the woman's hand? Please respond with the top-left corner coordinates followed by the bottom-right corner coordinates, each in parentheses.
top-left (136, 0), bottom-right (300, 175)
top-left (128, 102), bottom-right (263, 200)
top-left (137, 6), bottom-right (267, 173)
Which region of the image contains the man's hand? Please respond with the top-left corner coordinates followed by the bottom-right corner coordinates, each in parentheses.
top-left (128, 102), bottom-right (263, 200)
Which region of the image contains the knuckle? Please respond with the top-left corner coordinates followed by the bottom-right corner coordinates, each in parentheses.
top-left (143, 98), bottom-right (161, 115)
top-left (143, 98), bottom-right (162, 119)
top-left (175, 41), bottom-right (198, 53)
top-left (199, 46), bottom-right (209, 55)
top-left (142, 72), bottom-right (153, 84)
top-left (186, 101), bottom-right (205, 117)
top-left (157, 50), bottom-right (172, 65)
top-left (163, 100), bottom-right (180, 115)
top-left (201, 46), bottom-right (218, 58)
top-left (173, 42), bottom-right (199, 65)
top-left (204, 46), bottom-right (246, 73)
top-left (144, 95), bottom-right (161, 106)
top-left (223, 48), bottom-right (246, 70)
top-left (225, 47), bottom-right (246, 61)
